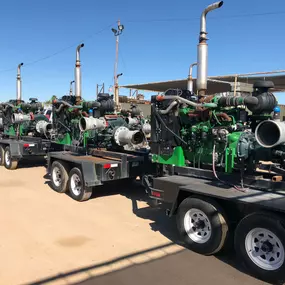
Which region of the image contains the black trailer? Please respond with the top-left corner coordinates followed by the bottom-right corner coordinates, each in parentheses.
top-left (0, 136), bottom-right (58, 170)
top-left (143, 167), bottom-right (285, 283)
top-left (47, 148), bottom-right (151, 202)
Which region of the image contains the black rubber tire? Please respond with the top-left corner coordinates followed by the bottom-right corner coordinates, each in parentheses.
top-left (234, 212), bottom-right (285, 283)
top-left (4, 146), bottom-right (18, 170)
top-left (68, 167), bottom-right (92, 202)
top-left (50, 161), bottom-right (69, 193)
top-left (0, 145), bottom-right (5, 166)
top-left (177, 197), bottom-right (229, 255)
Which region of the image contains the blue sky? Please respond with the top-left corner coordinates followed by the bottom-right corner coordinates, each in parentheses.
top-left (0, 0), bottom-right (285, 102)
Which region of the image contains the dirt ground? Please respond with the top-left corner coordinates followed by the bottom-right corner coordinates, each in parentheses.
top-left (0, 165), bottom-right (270, 285)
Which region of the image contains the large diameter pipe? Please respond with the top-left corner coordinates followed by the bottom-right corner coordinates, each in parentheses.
top-left (75, 43), bottom-right (84, 100)
top-left (16, 63), bottom-right (24, 103)
top-left (36, 120), bottom-right (53, 135)
top-left (114, 126), bottom-right (144, 146)
top-left (187, 62), bottom-right (197, 93)
top-left (0, 118), bottom-right (3, 130)
top-left (79, 116), bottom-right (106, 132)
top-left (255, 120), bottom-right (285, 148)
top-left (12, 113), bottom-right (32, 124)
top-left (196, 1), bottom-right (223, 95)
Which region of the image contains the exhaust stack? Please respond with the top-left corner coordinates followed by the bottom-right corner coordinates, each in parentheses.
top-left (187, 62), bottom-right (197, 93)
top-left (69, 80), bottom-right (75, 96)
top-left (16, 63), bottom-right (24, 104)
top-left (197, 1), bottom-right (223, 96)
top-left (75, 43), bottom-right (84, 103)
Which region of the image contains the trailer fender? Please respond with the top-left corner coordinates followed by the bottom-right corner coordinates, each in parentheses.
top-left (9, 142), bottom-right (22, 159)
top-left (81, 161), bottom-right (101, 187)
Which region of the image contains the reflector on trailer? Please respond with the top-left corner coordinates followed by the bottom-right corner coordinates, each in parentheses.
top-left (151, 190), bottom-right (161, 198)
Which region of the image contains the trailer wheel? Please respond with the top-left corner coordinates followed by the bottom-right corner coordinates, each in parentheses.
top-left (0, 145), bottom-right (4, 166)
top-left (177, 197), bottom-right (229, 255)
top-left (68, 167), bottom-right (92, 202)
top-left (50, 161), bottom-right (69, 193)
top-left (4, 146), bottom-right (18, 170)
top-left (235, 213), bottom-right (285, 283)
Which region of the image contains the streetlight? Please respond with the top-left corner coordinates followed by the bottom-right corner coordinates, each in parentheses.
top-left (112, 20), bottom-right (124, 111)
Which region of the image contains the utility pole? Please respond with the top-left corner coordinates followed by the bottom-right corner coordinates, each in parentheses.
top-left (112, 20), bottom-right (124, 111)
top-left (96, 83), bottom-right (105, 97)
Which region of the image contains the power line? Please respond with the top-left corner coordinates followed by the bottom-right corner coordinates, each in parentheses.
top-left (126, 11), bottom-right (285, 23)
top-left (0, 22), bottom-right (115, 73)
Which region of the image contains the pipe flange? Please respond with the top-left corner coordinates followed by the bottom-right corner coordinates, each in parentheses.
top-left (114, 126), bottom-right (129, 146)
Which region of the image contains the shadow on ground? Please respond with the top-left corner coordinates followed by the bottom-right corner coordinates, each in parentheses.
top-left (41, 177), bottom-right (280, 284)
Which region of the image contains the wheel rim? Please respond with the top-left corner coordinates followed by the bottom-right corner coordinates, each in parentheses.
top-left (184, 208), bottom-right (212, 243)
top-left (52, 166), bottom-right (62, 187)
top-left (70, 173), bottom-right (82, 196)
top-left (245, 227), bottom-right (285, 271)
top-left (5, 150), bottom-right (11, 166)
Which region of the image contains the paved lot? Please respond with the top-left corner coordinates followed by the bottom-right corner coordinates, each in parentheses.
top-left (0, 165), bottom-right (270, 285)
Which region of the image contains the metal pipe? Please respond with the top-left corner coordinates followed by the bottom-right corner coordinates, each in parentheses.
top-left (256, 120), bottom-right (285, 148)
top-left (69, 80), bottom-right (75, 96)
top-left (197, 1), bottom-right (223, 96)
top-left (156, 95), bottom-right (217, 108)
top-left (79, 117), bottom-right (107, 132)
top-left (16, 63), bottom-right (24, 103)
top-left (158, 101), bottom-right (178, 114)
top-left (75, 43), bottom-right (84, 100)
top-left (114, 126), bottom-right (144, 146)
top-left (187, 62), bottom-right (197, 93)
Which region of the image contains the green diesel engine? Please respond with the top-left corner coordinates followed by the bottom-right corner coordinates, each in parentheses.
top-left (0, 98), bottom-right (49, 137)
top-left (151, 81), bottom-right (285, 176)
top-left (78, 94), bottom-right (146, 150)
top-left (51, 93), bottom-right (146, 150)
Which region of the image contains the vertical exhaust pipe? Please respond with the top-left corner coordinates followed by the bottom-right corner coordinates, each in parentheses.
top-left (187, 62), bottom-right (197, 93)
top-left (69, 80), bottom-right (75, 96)
top-left (16, 63), bottom-right (24, 104)
top-left (197, 1), bottom-right (223, 96)
top-left (75, 43), bottom-right (84, 103)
